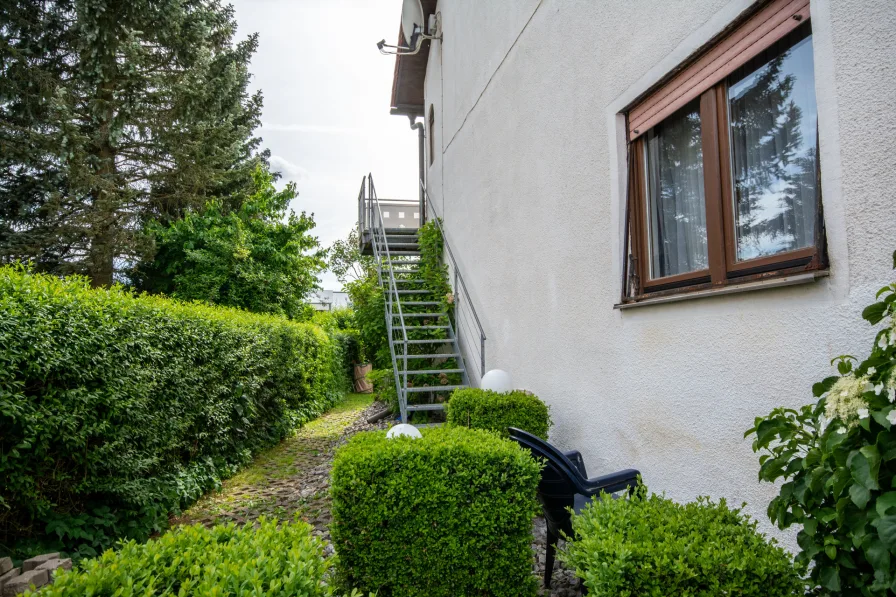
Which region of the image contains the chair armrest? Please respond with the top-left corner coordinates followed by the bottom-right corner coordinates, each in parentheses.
top-left (563, 450), bottom-right (588, 478)
top-left (582, 468), bottom-right (640, 496)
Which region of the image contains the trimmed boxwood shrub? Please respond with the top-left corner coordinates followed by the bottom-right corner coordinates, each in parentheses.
top-left (446, 388), bottom-right (552, 439)
top-left (330, 426), bottom-right (541, 597)
top-left (0, 267), bottom-right (345, 558)
top-left (560, 486), bottom-right (806, 597)
top-left (29, 518), bottom-right (334, 597)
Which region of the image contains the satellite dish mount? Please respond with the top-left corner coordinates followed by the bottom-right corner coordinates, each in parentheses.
top-left (377, 0), bottom-right (440, 56)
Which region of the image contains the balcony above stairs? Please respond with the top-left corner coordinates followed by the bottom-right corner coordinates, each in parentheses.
top-left (359, 198), bottom-right (421, 257)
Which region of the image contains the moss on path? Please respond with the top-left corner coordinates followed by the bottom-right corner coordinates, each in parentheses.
top-left (173, 393), bottom-right (385, 532)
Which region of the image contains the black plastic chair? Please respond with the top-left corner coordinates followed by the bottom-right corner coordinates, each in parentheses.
top-left (508, 427), bottom-right (640, 590)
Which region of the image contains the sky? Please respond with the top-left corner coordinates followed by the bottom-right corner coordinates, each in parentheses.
top-left (230, 0), bottom-right (419, 289)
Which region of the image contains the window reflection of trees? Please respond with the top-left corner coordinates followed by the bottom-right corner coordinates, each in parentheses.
top-left (728, 29), bottom-right (817, 261)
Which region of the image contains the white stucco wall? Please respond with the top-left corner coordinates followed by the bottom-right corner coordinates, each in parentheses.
top-left (420, 0), bottom-right (896, 541)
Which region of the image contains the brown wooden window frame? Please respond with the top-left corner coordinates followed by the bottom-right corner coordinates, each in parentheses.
top-left (428, 105), bottom-right (435, 166)
top-left (621, 0), bottom-right (827, 304)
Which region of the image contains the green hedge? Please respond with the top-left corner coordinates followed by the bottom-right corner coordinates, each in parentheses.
top-left (560, 486), bottom-right (806, 596)
top-left (0, 267), bottom-right (345, 558)
top-left (312, 307), bottom-right (362, 388)
top-left (446, 388), bottom-right (552, 439)
top-left (330, 426), bottom-right (540, 596)
top-left (29, 518), bottom-right (334, 597)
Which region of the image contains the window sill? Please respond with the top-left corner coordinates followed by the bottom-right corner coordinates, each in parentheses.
top-left (614, 270), bottom-right (829, 310)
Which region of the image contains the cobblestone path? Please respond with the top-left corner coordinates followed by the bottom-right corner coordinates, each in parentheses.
top-left (173, 393), bottom-right (389, 549)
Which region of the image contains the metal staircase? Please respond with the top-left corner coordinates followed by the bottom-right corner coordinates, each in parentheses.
top-left (358, 174), bottom-right (470, 425)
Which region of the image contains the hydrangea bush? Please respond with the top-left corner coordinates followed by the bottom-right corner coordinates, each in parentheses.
top-left (747, 251), bottom-right (896, 595)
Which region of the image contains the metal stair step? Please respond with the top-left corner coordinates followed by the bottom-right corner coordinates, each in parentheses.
top-left (395, 289), bottom-right (430, 294)
top-left (395, 353), bottom-right (461, 359)
top-left (406, 404), bottom-right (446, 412)
top-left (399, 369), bottom-right (464, 375)
top-left (386, 251), bottom-right (421, 256)
top-left (388, 268), bottom-right (419, 274)
top-left (406, 385), bottom-right (466, 393)
top-left (393, 339), bottom-right (455, 344)
top-left (398, 301), bottom-right (441, 306)
top-left (403, 325), bottom-right (449, 330)
top-left (386, 243), bottom-right (419, 250)
top-left (393, 279), bottom-right (426, 284)
top-left (393, 312), bottom-right (445, 318)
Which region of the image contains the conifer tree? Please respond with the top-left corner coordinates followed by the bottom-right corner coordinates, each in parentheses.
top-left (0, 0), bottom-right (265, 285)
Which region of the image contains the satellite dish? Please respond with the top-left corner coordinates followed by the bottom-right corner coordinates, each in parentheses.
top-left (400, 0), bottom-right (425, 52)
top-left (377, 1), bottom-right (438, 56)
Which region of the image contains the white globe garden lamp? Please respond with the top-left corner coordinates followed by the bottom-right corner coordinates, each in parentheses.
top-left (387, 424), bottom-right (423, 439)
top-left (481, 369), bottom-right (513, 393)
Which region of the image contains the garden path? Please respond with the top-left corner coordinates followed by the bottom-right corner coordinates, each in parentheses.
top-left (173, 393), bottom-right (580, 596)
top-left (172, 393), bottom-right (389, 550)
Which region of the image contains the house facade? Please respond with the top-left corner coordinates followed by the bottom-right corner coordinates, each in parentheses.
top-left (386, 0), bottom-right (896, 538)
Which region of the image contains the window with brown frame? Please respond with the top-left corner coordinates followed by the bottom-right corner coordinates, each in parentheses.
top-left (428, 105), bottom-right (435, 166)
top-left (622, 0), bottom-right (827, 303)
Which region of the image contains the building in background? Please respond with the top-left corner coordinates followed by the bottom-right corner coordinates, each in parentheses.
top-left (309, 290), bottom-right (350, 312)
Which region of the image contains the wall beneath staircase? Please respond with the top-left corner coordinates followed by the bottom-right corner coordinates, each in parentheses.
top-left (419, 0), bottom-right (896, 545)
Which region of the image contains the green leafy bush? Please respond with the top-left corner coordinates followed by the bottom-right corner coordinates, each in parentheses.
top-left (330, 426), bottom-right (541, 597)
top-left (29, 518), bottom-right (335, 597)
top-left (560, 486), bottom-right (806, 597)
top-left (313, 308), bottom-right (362, 388)
top-left (344, 274), bottom-right (389, 368)
top-left (747, 253), bottom-right (896, 595)
top-left (366, 368), bottom-right (398, 410)
top-left (417, 219), bottom-right (452, 317)
top-left (0, 266), bottom-right (345, 558)
top-left (446, 388), bottom-right (552, 439)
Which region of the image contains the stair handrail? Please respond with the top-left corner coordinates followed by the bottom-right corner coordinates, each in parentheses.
top-left (420, 181), bottom-right (487, 379)
top-left (365, 174), bottom-right (410, 420)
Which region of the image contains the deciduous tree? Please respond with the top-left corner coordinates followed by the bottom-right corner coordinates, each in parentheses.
top-left (135, 167), bottom-right (325, 319)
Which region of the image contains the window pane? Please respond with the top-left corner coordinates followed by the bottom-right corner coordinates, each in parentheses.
top-left (645, 100), bottom-right (708, 279)
top-left (727, 25), bottom-right (818, 262)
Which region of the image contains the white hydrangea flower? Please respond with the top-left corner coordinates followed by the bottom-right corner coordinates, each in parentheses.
top-left (858, 408), bottom-right (870, 420)
top-left (876, 383), bottom-right (885, 395)
top-left (881, 334), bottom-right (890, 349)
top-left (890, 388), bottom-right (896, 403)
top-left (888, 410), bottom-right (896, 426)
top-left (837, 427), bottom-right (848, 435)
top-left (825, 375), bottom-right (871, 428)
top-left (869, 367), bottom-right (877, 375)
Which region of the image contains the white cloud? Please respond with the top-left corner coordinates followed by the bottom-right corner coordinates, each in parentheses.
top-left (269, 155), bottom-right (309, 182)
top-left (262, 122), bottom-right (363, 135)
